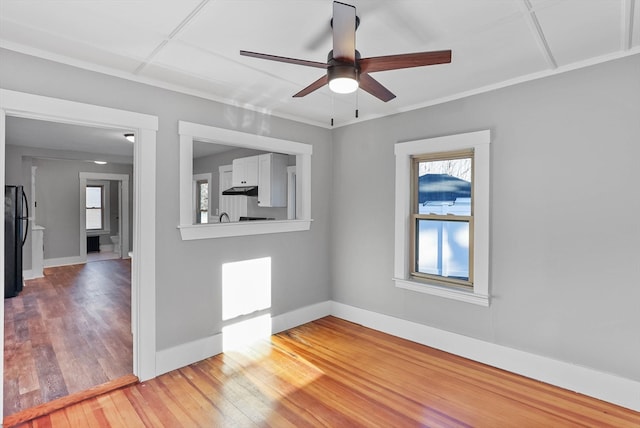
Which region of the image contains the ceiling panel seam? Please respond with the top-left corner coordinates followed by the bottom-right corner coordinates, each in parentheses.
top-left (0, 16), bottom-right (152, 68)
top-left (520, 0), bottom-right (557, 69)
top-left (134, 0), bottom-right (212, 75)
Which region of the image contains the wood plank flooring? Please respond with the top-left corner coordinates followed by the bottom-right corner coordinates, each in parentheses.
top-left (3, 260), bottom-right (133, 417)
top-left (10, 316), bottom-right (640, 427)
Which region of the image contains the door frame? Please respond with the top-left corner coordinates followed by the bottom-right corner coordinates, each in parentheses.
top-left (79, 173), bottom-right (130, 261)
top-left (0, 89), bottom-right (158, 416)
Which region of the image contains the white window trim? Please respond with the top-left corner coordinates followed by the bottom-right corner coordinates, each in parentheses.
top-left (178, 121), bottom-right (312, 240)
top-left (394, 130), bottom-right (490, 306)
top-left (192, 173), bottom-right (212, 224)
top-left (86, 180), bottom-right (111, 234)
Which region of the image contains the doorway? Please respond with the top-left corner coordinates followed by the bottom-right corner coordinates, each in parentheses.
top-left (4, 142), bottom-right (134, 415)
top-left (79, 173), bottom-right (130, 264)
top-left (0, 89), bottom-right (158, 418)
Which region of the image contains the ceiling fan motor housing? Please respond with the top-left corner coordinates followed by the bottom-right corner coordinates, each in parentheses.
top-left (327, 49), bottom-right (361, 83)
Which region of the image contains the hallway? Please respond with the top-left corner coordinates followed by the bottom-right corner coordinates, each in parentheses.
top-left (3, 259), bottom-right (132, 416)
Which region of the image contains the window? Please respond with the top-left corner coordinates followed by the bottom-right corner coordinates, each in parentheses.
top-left (394, 130), bottom-right (490, 306)
top-left (196, 179), bottom-right (209, 224)
top-left (84, 180), bottom-right (111, 233)
top-left (178, 121), bottom-right (312, 240)
top-left (412, 151), bottom-right (473, 287)
top-left (86, 185), bottom-right (104, 230)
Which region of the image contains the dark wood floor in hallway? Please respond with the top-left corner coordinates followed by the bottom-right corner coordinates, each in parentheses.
top-left (3, 259), bottom-right (132, 417)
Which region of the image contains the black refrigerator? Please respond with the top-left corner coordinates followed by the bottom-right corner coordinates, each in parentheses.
top-left (5, 185), bottom-right (29, 298)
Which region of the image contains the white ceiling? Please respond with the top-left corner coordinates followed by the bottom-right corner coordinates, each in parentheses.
top-left (1, 0), bottom-right (639, 129)
top-left (6, 116), bottom-right (134, 160)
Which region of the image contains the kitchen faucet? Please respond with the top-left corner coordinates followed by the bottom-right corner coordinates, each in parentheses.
top-left (219, 212), bottom-right (230, 223)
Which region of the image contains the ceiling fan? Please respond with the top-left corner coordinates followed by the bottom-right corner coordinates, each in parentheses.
top-left (240, 1), bottom-right (452, 102)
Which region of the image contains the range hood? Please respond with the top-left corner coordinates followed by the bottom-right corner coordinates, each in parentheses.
top-left (222, 186), bottom-right (258, 196)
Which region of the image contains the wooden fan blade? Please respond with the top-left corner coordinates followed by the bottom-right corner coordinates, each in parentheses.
top-left (332, 1), bottom-right (356, 63)
top-left (293, 75), bottom-right (329, 98)
top-left (359, 74), bottom-right (396, 102)
top-left (240, 50), bottom-right (327, 69)
top-left (359, 50), bottom-right (451, 74)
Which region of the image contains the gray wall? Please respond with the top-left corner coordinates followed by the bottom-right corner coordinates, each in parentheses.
top-left (4, 144), bottom-right (133, 263)
top-left (3, 46), bottom-right (637, 382)
top-left (33, 157), bottom-right (132, 259)
top-left (331, 54), bottom-right (640, 381)
top-left (0, 48), bottom-right (333, 351)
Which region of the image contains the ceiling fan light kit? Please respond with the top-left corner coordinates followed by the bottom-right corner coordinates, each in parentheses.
top-left (240, 1), bottom-right (451, 107)
top-left (327, 66), bottom-right (359, 94)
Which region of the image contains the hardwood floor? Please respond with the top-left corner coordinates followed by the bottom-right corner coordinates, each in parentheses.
top-left (9, 316), bottom-right (639, 427)
top-left (86, 251), bottom-right (120, 263)
top-left (3, 259), bottom-right (133, 417)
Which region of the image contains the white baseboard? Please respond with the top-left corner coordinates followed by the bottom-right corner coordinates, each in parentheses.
top-left (155, 301), bottom-right (332, 377)
top-left (44, 256), bottom-right (85, 268)
top-left (271, 301), bottom-right (332, 334)
top-left (330, 301), bottom-right (640, 412)
top-left (155, 333), bottom-right (223, 377)
top-left (23, 268), bottom-right (44, 280)
top-left (153, 299), bottom-right (639, 412)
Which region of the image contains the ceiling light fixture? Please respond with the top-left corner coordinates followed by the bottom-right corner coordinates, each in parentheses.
top-left (94, 160), bottom-right (107, 165)
top-left (327, 64), bottom-right (359, 94)
top-left (124, 133), bottom-right (135, 143)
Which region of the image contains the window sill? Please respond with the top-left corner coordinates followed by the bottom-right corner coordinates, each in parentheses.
top-left (87, 229), bottom-right (110, 236)
top-left (393, 278), bottom-right (489, 306)
top-left (178, 219), bottom-right (312, 240)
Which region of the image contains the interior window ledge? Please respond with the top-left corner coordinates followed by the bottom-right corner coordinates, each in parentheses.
top-left (393, 278), bottom-right (490, 306)
top-left (87, 229), bottom-right (110, 236)
top-left (179, 219), bottom-right (312, 240)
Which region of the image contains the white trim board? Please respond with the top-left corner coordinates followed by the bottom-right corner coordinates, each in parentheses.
top-left (44, 256), bottom-right (86, 268)
top-left (178, 121), bottom-right (313, 240)
top-left (0, 89), bottom-right (158, 419)
top-left (155, 301), bottom-right (332, 376)
top-left (152, 299), bottom-right (638, 412)
top-left (22, 269), bottom-right (37, 280)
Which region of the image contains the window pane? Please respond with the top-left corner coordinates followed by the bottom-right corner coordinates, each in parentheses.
top-left (199, 182), bottom-right (208, 211)
top-left (86, 186), bottom-right (102, 208)
top-left (416, 219), bottom-right (469, 281)
top-left (86, 208), bottom-right (102, 229)
top-left (417, 157), bottom-right (471, 216)
top-left (195, 180), bottom-right (208, 224)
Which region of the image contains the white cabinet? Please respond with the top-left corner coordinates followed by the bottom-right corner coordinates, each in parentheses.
top-left (232, 155), bottom-right (258, 186)
top-left (219, 165), bottom-right (247, 222)
top-left (258, 153), bottom-right (288, 207)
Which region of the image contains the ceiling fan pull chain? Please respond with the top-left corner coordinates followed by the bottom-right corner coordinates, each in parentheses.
top-left (331, 91), bottom-right (336, 126)
top-left (355, 90), bottom-right (359, 118)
